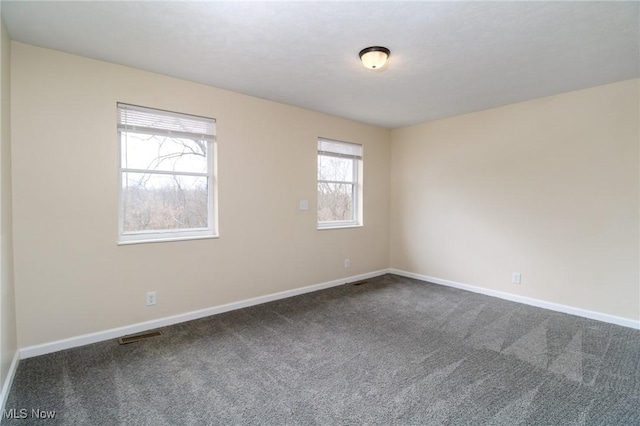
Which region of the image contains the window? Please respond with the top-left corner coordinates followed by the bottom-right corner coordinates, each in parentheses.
top-left (117, 103), bottom-right (217, 243)
top-left (317, 138), bottom-right (362, 228)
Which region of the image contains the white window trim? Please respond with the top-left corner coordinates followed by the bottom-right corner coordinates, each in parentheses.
top-left (317, 138), bottom-right (363, 229)
top-left (117, 103), bottom-right (218, 244)
top-left (317, 222), bottom-right (363, 230)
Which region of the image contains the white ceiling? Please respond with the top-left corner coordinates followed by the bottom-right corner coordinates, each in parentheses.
top-left (1, 1), bottom-right (638, 129)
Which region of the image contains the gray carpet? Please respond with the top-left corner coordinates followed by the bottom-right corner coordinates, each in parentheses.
top-left (4, 274), bottom-right (640, 425)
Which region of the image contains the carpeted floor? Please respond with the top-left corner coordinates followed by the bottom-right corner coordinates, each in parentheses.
top-left (4, 274), bottom-right (640, 425)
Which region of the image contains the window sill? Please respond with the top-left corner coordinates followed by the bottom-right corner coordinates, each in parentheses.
top-left (118, 234), bottom-right (219, 246)
top-left (317, 224), bottom-right (363, 231)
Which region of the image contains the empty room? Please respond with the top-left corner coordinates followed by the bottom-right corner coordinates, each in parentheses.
top-left (0, 1), bottom-right (638, 424)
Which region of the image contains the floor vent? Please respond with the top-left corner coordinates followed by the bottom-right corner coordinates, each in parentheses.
top-left (118, 330), bottom-right (163, 345)
top-left (352, 280), bottom-right (369, 286)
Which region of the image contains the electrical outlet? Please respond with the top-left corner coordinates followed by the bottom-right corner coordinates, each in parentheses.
top-left (344, 259), bottom-right (350, 269)
top-left (512, 273), bottom-right (521, 285)
top-left (146, 291), bottom-right (157, 306)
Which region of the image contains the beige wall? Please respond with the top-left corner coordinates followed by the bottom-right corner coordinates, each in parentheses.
top-left (391, 79), bottom-right (640, 321)
top-left (8, 41), bottom-right (640, 349)
top-left (0, 13), bottom-right (17, 387)
top-left (11, 43), bottom-right (390, 348)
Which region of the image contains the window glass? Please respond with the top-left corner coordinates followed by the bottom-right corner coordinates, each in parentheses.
top-left (317, 138), bottom-right (362, 228)
top-left (118, 103), bottom-right (216, 243)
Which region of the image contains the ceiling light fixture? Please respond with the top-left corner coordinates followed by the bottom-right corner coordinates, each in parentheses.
top-left (359, 46), bottom-right (390, 70)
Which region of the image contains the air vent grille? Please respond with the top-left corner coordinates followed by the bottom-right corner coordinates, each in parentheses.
top-left (118, 330), bottom-right (163, 345)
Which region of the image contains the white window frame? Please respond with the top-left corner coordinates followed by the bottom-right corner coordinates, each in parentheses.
top-left (117, 103), bottom-right (218, 244)
top-left (317, 138), bottom-right (363, 229)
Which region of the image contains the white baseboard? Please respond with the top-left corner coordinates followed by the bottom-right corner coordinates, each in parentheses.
top-left (19, 267), bottom-right (639, 359)
top-left (389, 268), bottom-right (640, 330)
top-left (0, 351), bottom-right (20, 419)
top-left (19, 269), bottom-right (389, 359)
